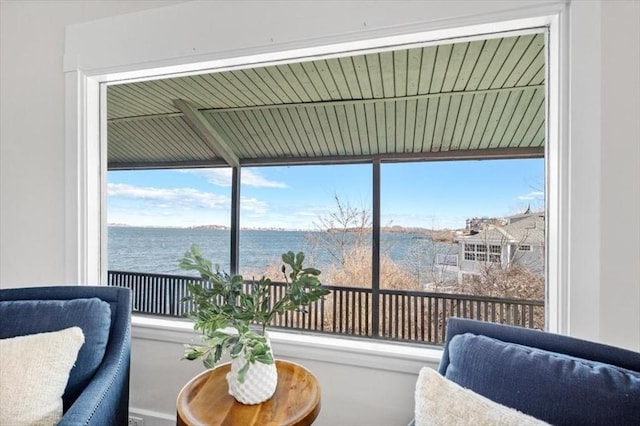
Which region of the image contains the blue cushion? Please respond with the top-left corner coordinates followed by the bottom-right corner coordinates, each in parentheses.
top-left (0, 298), bottom-right (112, 405)
top-left (443, 333), bottom-right (640, 426)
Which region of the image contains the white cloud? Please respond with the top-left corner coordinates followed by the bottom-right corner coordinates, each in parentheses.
top-left (183, 169), bottom-right (287, 188)
top-left (108, 183), bottom-right (230, 209)
top-left (517, 191), bottom-right (544, 201)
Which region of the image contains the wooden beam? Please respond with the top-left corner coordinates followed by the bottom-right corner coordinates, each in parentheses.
top-left (173, 99), bottom-right (240, 167)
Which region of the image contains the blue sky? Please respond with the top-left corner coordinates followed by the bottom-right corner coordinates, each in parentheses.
top-left (108, 158), bottom-right (544, 230)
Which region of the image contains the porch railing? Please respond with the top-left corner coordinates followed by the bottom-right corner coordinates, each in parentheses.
top-left (108, 270), bottom-right (544, 345)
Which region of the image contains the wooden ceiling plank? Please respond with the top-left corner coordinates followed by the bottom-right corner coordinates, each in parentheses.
top-left (412, 99), bottom-right (428, 152)
top-left (300, 61), bottom-right (332, 101)
top-left (173, 99), bottom-right (240, 167)
top-left (509, 89), bottom-right (544, 147)
top-left (374, 102), bottom-right (387, 156)
top-left (440, 42), bottom-right (468, 93)
top-left (309, 106), bottom-right (335, 156)
top-left (393, 100), bottom-right (406, 153)
top-left (453, 40), bottom-right (483, 92)
top-left (430, 44), bottom-right (453, 93)
top-left (478, 36), bottom-right (518, 90)
top-left (417, 46), bottom-right (437, 94)
top-left (353, 103), bottom-right (369, 155)
top-left (231, 69), bottom-right (277, 105)
top-left (312, 60), bottom-right (342, 100)
top-left (339, 57), bottom-right (364, 99)
top-left (352, 55), bottom-right (374, 99)
top-left (258, 109), bottom-right (289, 157)
top-left (503, 33), bottom-right (544, 88)
top-left (393, 49), bottom-right (408, 98)
top-left (334, 105), bottom-right (354, 156)
top-left (464, 38), bottom-right (501, 91)
top-left (345, 104), bottom-right (361, 155)
top-left (298, 107), bottom-right (325, 156)
top-left (422, 97), bottom-right (440, 152)
top-left (442, 94), bottom-right (463, 151)
top-left (366, 54), bottom-right (385, 99)
top-left (238, 109), bottom-right (275, 157)
top-left (490, 35), bottom-right (536, 89)
top-left (379, 51), bottom-right (395, 98)
top-left (202, 73), bottom-right (246, 107)
top-left (449, 94), bottom-right (473, 151)
top-left (403, 99), bottom-right (418, 153)
top-left (471, 92), bottom-right (498, 150)
top-left (384, 102), bottom-right (395, 154)
top-left (406, 48), bottom-right (423, 96)
top-left (251, 67), bottom-right (290, 104)
top-left (481, 91), bottom-right (513, 149)
top-left (316, 105), bottom-right (340, 155)
top-left (431, 96), bottom-right (451, 152)
top-left (461, 93), bottom-right (487, 150)
top-left (213, 111), bottom-right (255, 158)
top-left (519, 100), bottom-right (545, 148)
top-left (325, 105), bottom-right (346, 156)
top-left (288, 62), bottom-right (323, 102)
top-left (364, 103), bottom-right (378, 155)
top-left (288, 108), bottom-right (318, 156)
top-left (251, 110), bottom-right (286, 157)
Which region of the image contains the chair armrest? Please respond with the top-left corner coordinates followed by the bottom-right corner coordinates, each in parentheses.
top-left (59, 314), bottom-right (130, 425)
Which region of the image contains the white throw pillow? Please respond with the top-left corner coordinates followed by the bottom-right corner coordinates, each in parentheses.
top-left (0, 327), bottom-right (85, 426)
top-left (414, 367), bottom-right (550, 426)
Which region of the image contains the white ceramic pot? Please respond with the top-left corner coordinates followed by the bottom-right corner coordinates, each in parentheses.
top-left (226, 340), bottom-right (277, 405)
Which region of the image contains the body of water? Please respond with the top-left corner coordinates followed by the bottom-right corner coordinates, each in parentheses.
top-left (108, 226), bottom-right (458, 278)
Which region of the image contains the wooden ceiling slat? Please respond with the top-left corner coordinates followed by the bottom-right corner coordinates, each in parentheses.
top-left (509, 89), bottom-right (544, 147)
top-left (464, 38), bottom-right (501, 91)
top-left (379, 51), bottom-right (396, 98)
top-left (422, 97), bottom-right (440, 151)
top-left (201, 73), bottom-right (246, 107)
top-left (240, 68), bottom-right (286, 105)
top-left (442, 95), bottom-right (463, 151)
top-left (393, 50), bottom-right (408, 98)
top-left (489, 35), bottom-right (536, 89)
top-left (461, 93), bottom-right (487, 150)
top-left (334, 105), bottom-right (354, 155)
top-left (250, 67), bottom-right (290, 104)
top-left (339, 57), bottom-right (364, 100)
top-left (479, 91), bottom-right (512, 149)
top-left (471, 92), bottom-right (499, 150)
top-left (520, 100), bottom-right (545, 147)
top-left (344, 104), bottom-right (361, 155)
top-left (315, 106), bottom-right (340, 154)
top-left (288, 108), bottom-right (318, 156)
top-left (403, 99), bottom-right (418, 153)
top-left (406, 48), bottom-right (423, 96)
top-left (364, 103), bottom-right (378, 155)
top-left (251, 110), bottom-right (286, 157)
top-left (312, 60), bottom-right (343, 100)
top-left (288, 62), bottom-right (323, 102)
top-left (412, 99), bottom-right (429, 152)
top-left (300, 62), bottom-right (332, 101)
top-left (502, 34), bottom-right (544, 88)
top-left (394, 100), bottom-right (407, 153)
top-left (207, 113), bottom-right (251, 158)
top-left (417, 46), bottom-right (437, 94)
top-left (431, 96), bottom-right (451, 152)
top-left (260, 109), bottom-right (291, 157)
top-left (366, 54), bottom-right (385, 99)
top-left (324, 105), bottom-right (347, 156)
top-left (353, 103), bottom-right (369, 155)
top-left (194, 74), bottom-right (236, 108)
top-left (430, 44), bottom-right (453, 93)
top-left (352, 55), bottom-right (374, 99)
top-left (230, 70), bottom-right (278, 105)
top-left (478, 37), bottom-right (518, 90)
top-left (222, 111), bottom-right (263, 156)
top-left (450, 94), bottom-right (474, 150)
top-left (454, 41), bottom-right (484, 92)
top-left (268, 108), bottom-right (300, 156)
top-left (374, 102), bottom-right (387, 155)
top-left (325, 58), bottom-right (353, 99)
top-left (384, 102), bottom-right (395, 154)
top-left (440, 42), bottom-right (468, 93)
top-left (491, 89), bottom-right (525, 148)
top-left (297, 107), bottom-right (325, 156)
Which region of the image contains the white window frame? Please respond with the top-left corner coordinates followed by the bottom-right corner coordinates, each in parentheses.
top-left (64, 2), bottom-right (568, 338)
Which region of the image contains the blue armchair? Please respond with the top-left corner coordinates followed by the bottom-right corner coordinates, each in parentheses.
top-left (0, 286), bottom-right (131, 425)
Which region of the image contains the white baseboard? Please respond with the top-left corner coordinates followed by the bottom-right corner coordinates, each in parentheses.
top-left (129, 407), bottom-right (175, 426)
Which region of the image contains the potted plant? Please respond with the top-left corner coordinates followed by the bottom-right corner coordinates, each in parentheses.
top-left (179, 244), bottom-right (329, 404)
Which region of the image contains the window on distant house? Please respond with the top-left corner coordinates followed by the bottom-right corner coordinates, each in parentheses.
top-left (518, 245), bottom-right (532, 251)
top-left (465, 243), bottom-right (501, 263)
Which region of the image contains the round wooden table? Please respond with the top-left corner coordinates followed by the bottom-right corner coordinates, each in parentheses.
top-left (177, 360), bottom-right (321, 426)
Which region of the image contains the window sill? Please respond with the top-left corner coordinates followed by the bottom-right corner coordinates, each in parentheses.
top-left (132, 315), bottom-right (442, 374)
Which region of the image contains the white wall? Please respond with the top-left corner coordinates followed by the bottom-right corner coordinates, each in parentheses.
top-left (1, 1), bottom-right (639, 425)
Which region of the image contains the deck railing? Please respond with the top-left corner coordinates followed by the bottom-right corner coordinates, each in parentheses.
top-left (108, 270), bottom-right (544, 345)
